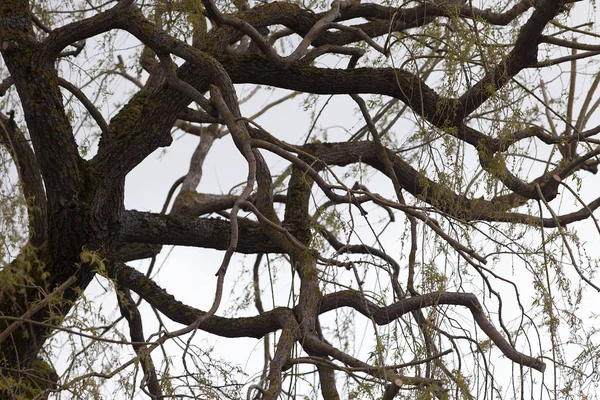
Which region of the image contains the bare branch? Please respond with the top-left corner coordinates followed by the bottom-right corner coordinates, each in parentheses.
top-left (320, 290), bottom-right (546, 372)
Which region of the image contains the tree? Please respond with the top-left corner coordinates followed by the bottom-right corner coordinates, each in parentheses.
top-left (1, 0), bottom-right (600, 398)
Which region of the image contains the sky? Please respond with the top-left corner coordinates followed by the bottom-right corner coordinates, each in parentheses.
top-left (2, 0), bottom-right (600, 398)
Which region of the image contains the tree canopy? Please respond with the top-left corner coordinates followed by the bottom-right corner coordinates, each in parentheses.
top-left (1, 0), bottom-right (600, 398)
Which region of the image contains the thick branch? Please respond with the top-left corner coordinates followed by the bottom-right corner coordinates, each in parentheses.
top-left (40, 0), bottom-right (133, 61)
top-left (107, 262), bottom-right (286, 339)
top-left (202, 1), bottom-right (534, 53)
top-left (116, 210), bottom-right (283, 253)
top-left (458, 0), bottom-right (564, 119)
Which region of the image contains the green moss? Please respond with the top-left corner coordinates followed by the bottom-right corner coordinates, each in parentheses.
top-left (109, 92), bottom-right (151, 139)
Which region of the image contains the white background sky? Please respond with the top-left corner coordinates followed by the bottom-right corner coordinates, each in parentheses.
top-left (3, 1), bottom-right (600, 398)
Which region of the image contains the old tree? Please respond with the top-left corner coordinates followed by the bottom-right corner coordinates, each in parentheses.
top-left (2, 0), bottom-right (600, 398)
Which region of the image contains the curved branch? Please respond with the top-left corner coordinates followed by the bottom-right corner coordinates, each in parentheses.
top-left (40, 0), bottom-right (134, 61)
top-left (91, 5), bottom-right (240, 199)
top-left (107, 262), bottom-right (286, 339)
top-left (320, 290), bottom-right (546, 372)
